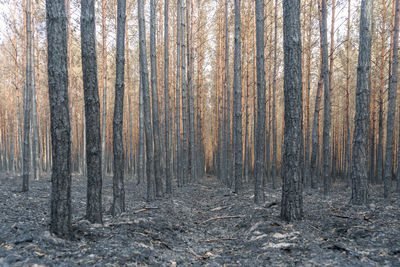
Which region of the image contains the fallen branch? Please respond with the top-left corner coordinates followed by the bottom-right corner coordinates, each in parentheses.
top-left (200, 215), bottom-right (243, 224)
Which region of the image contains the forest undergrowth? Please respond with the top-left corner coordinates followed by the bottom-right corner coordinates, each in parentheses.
top-left (0, 172), bottom-right (399, 266)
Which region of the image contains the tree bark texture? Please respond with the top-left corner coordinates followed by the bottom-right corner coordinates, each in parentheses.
top-left (254, 0), bottom-right (265, 204)
top-left (80, 0), bottom-right (103, 223)
top-left (384, 0), bottom-right (400, 199)
top-left (281, 0), bottom-right (304, 222)
top-left (350, 0), bottom-right (373, 205)
top-left (46, 0), bottom-right (72, 238)
top-left (112, 0), bottom-right (126, 216)
top-left (233, 0), bottom-right (242, 194)
top-left (138, 0), bottom-right (155, 202)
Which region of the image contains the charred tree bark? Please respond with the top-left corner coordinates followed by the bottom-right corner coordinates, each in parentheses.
top-left (384, 0), bottom-right (400, 199)
top-left (272, 0), bottom-right (278, 189)
top-left (350, 0), bottom-right (373, 205)
top-left (150, 0), bottom-right (163, 198)
top-left (175, 0), bottom-right (182, 187)
top-left (254, 0), bottom-right (265, 204)
top-left (138, 0), bottom-right (155, 201)
top-left (233, 0), bottom-right (242, 194)
top-left (80, 0), bottom-right (103, 223)
top-left (22, 0), bottom-right (33, 192)
top-left (46, 0), bottom-right (72, 238)
top-left (320, 0), bottom-right (331, 197)
top-left (112, 0), bottom-right (126, 216)
top-left (281, 0), bottom-right (304, 222)
top-left (164, 0), bottom-right (172, 194)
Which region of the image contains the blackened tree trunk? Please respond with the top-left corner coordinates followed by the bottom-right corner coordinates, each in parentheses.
top-left (138, 74), bottom-right (145, 185)
top-left (350, 0), bottom-right (373, 205)
top-left (188, 0), bottom-right (196, 182)
top-left (281, 0), bottom-right (303, 222)
top-left (272, 0), bottom-right (278, 189)
top-left (81, 0), bottom-right (103, 223)
top-left (345, 0), bottom-right (351, 186)
top-left (384, 0), bottom-right (400, 199)
top-left (138, 0), bottom-right (155, 201)
top-left (46, 0), bottom-right (72, 238)
top-left (112, 0), bottom-right (126, 216)
top-left (233, 0), bottom-right (242, 194)
top-left (22, 0), bottom-right (33, 192)
top-left (164, 0), bottom-right (171, 194)
top-left (150, 0), bottom-right (163, 198)
top-left (181, 0), bottom-right (188, 185)
top-left (254, 0), bottom-right (265, 204)
top-left (101, 0), bottom-right (107, 180)
top-left (320, 0), bottom-right (331, 197)
top-left (224, 0), bottom-right (231, 187)
top-left (175, 0), bottom-right (182, 187)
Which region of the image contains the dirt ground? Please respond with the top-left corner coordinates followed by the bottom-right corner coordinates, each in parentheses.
top-left (0, 172), bottom-right (399, 266)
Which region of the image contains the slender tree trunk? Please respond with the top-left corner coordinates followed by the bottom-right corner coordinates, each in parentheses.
top-left (377, 0), bottom-right (386, 185)
top-left (100, 0), bottom-right (107, 180)
top-left (345, 0), bottom-right (352, 186)
top-left (138, 74), bottom-right (145, 185)
top-left (272, 0), bottom-right (278, 189)
top-left (233, 0), bottom-right (242, 194)
top-left (384, 0), bottom-right (400, 199)
top-left (112, 0), bottom-right (126, 216)
top-left (138, 0), bottom-right (155, 202)
top-left (188, 0), bottom-right (196, 183)
top-left (22, 0), bottom-right (33, 192)
top-left (350, 0), bottom-right (373, 205)
top-left (150, 0), bottom-right (163, 198)
top-left (81, 0), bottom-right (103, 223)
top-left (46, 0), bottom-right (72, 239)
top-left (281, 0), bottom-right (303, 222)
top-left (164, 0), bottom-right (172, 194)
top-left (254, 0), bottom-right (265, 204)
top-left (176, 0), bottom-right (182, 187)
top-left (320, 0), bottom-right (331, 197)
top-left (31, 7), bottom-right (38, 181)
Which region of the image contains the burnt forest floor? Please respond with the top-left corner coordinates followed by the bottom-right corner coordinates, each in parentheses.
top-left (0, 172), bottom-right (399, 266)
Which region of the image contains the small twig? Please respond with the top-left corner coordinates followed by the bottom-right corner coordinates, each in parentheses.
top-left (332, 214), bottom-right (351, 219)
top-left (200, 238), bottom-right (236, 243)
top-left (200, 215), bottom-right (243, 224)
top-left (209, 206), bottom-right (229, 212)
top-left (133, 207), bottom-right (159, 214)
top-left (185, 247), bottom-right (200, 257)
top-left (307, 222), bottom-right (322, 232)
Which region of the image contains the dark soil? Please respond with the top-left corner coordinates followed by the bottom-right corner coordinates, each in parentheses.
top-left (0, 172), bottom-right (399, 266)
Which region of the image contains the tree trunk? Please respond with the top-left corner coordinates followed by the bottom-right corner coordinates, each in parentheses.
top-left (175, 0), bottom-right (182, 187)
top-left (101, 0), bottom-right (108, 180)
top-left (80, 0), bottom-right (103, 223)
top-left (320, 0), bottom-right (331, 197)
top-left (384, 0), bottom-right (400, 199)
top-left (112, 0), bottom-right (126, 216)
top-left (22, 0), bottom-right (33, 192)
top-left (271, 0), bottom-right (278, 189)
top-left (46, 0), bottom-right (72, 239)
top-left (138, 0), bottom-right (155, 202)
top-left (164, 0), bottom-right (172, 194)
top-left (233, 0), bottom-right (242, 194)
top-left (150, 0), bottom-right (163, 198)
top-left (345, 0), bottom-right (352, 186)
top-left (350, 0), bottom-right (373, 205)
top-left (281, 0), bottom-right (303, 222)
top-left (254, 0), bottom-right (265, 204)
top-left (138, 74), bottom-right (145, 185)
